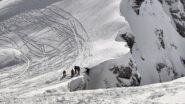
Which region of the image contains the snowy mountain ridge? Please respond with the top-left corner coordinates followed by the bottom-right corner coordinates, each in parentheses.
top-left (122, 0), bottom-right (185, 85)
top-left (0, 0), bottom-right (185, 103)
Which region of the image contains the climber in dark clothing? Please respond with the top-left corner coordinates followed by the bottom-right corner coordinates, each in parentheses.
top-left (85, 67), bottom-right (90, 75)
top-left (60, 70), bottom-right (66, 80)
top-left (77, 67), bottom-right (80, 75)
top-left (74, 66), bottom-right (77, 75)
top-left (74, 66), bottom-right (80, 75)
top-left (71, 69), bottom-right (75, 78)
top-left (63, 70), bottom-right (66, 77)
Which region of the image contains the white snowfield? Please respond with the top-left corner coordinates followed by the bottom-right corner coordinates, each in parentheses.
top-left (1, 76), bottom-right (185, 104)
top-left (0, 0), bottom-right (137, 99)
top-left (0, 0), bottom-right (185, 103)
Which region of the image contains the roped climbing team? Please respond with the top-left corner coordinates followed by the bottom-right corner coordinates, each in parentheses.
top-left (62, 66), bottom-right (89, 79)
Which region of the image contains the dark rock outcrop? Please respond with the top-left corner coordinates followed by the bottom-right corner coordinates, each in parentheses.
top-left (165, 0), bottom-right (185, 37)
top-left (121, 33), bottom-right (135, 53)
top-left (132, 0), bottom-right (145, 15)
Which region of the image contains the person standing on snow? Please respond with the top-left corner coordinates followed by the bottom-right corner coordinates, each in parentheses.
top-left (77, 66), bottom-right (80, 75)
top-left (74, 66), bottom-right (77, 75)
top-left (60, 70), bottom-right (66, 80)
top-left (85, 67), bottom-right (90, 75)
top-left (71, 69), bottom-right (75, 78)
top-left (74, 66), bottom-right (80, 75)
top-left (63, 70), bottom-right (66, 77)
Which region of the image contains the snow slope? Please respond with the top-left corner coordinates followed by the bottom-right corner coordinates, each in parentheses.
top-left (0, 0), bottom-right (185, 103)
top-left (121, 0), bottom-right (185, 85)
top-left (2, 75), bottom-right (185, 104)
top-left (0, 0), bottom-right (141, 99)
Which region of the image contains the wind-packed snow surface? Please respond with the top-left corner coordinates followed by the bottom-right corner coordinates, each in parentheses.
top-left (0, 0), bottom-right (185, 103)
top-left (0, 0), bottom-right (139, 96)
top-left (2, 76), bottom-right (185, 104)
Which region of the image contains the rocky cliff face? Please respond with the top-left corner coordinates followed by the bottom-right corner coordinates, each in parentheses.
top-left (164, 0), bottom-right (185, 37)
top-left (121, 0), bottom-right (185, 85)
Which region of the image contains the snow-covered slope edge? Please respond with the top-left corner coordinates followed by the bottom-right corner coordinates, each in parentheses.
top-left (2, 76), bottom-right (185, 104)
top-left (1, 0), bottom-right (185, 101)
top-left (0, 0), bottom-right (142, 98)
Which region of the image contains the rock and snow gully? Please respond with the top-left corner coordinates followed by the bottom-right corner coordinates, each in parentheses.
top-left (0, 0), bottom-right (185, 103)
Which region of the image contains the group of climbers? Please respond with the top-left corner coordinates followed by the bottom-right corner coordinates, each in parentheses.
top-left (70, 66), bottom-right (81, 78)
top-left (61, 66), bottom-right (90, 80)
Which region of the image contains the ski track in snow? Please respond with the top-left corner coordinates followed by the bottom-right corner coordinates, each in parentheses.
top-left (0, 2), bottom-right (90, 100)
top-left (0, 0), bottom-right (185, 103)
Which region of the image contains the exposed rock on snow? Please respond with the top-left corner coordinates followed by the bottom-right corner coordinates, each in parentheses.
top-left (132, 0), bottom-right (145, 15)
top-left (120, 32), bottom-right (135, 53)
top-left (121, 0), bottom-right (185, 85)
top-left (155, 28), bottom-right (165, 49)
top-left (164, 0), bottom-right (185, 37)
top-left (86, 54), bottom-right (141, 89)
top-left (0, 0), bottom-right (185, 103)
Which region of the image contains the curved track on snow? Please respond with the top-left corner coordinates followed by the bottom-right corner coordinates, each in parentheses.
top-left (0, 5), bottom-right (89, 90)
